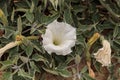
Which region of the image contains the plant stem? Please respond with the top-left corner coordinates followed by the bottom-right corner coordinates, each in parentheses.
top-left (86, 33), bottom-right (100, 62)
top-left (85, 33), bottom-right (100, 78)
top-left (27, 36), bottom-right (39, 40)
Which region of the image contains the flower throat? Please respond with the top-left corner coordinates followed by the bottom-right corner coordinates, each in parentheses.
top-left (53, 39), bottom-right (61, 45)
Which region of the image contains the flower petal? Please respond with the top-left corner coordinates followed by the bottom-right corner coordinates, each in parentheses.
top-left (46, 20), bottom-right (76, 40)
top-left (63, 26), bottom-right (76, 40)
top-left (42, 29), bottom-right (53, 45)
top-left (46, 20), bottom-right (64, 36)
top-left (94, 40), bottom-right (111, 66)
top-left (43, 40), bottom-right (75, 55)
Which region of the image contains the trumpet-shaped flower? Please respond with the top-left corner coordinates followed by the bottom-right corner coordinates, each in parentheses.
top-left (94, 40), bottom-right (111, 66)
top-left (42, 20), bottom-right (76, 55)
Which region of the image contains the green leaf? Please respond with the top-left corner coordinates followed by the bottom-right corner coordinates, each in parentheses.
top-left (96, 21), bottom-right (114, 31)
top-left (13, 74), bottom-right (25, 80)
top-left (43, 67), bottom-right (59, 75)
top-left (11, 8), bottom-right (15, 22)
top-left (83, 73), bottom-right (95, 80)
top-left (30, 41), bottom-right (42, 52)
top-left (25, 44), bottom-right (33, 57)
top-left (4, 26), bottom-right (15, 38)
top-left (18, 69), bottom-right (32, 79)
top-left (14, 0), bottom-right (30, 8)
top-left (78, 24), bottom-right (94, 32)
top-left (49, 0), bottom-right (58, 10)
top-left (30, 61), bottom-right (40, 72)
top-left (26, 11), bottom-right (34, 23)
top-left (20, 56), bottom-right (29, 63)
top-left (32, 0), bottom-right (39, 7)
top-left (64, 7), bottom-right (73, 25)
top-left (80, 66), bottom-right (87, 73)
top-left (30, 1), bottom-right (34, 13)
top-left (22, 39), bottom-right (42, 52)
top-left (114, 39), bottom-right (120, 45)
top-left (2, 72), bottom-right (13, 80)
top-left (11, 55), bottom-right (19, 65)
top-left (57, 69), bottom-right (71, 77)
top-left (72, 5), bottom-right (86, 14)
top-left (75, 54), bottom-right (81, 64)
top-left (113, 26), bottom-right (119, 38)
top-left (64, 56), bottom-right (74, 65)
top-left (58, 0), bottom-right (64, 12)
top-left (17, 16), bottom-right (22, 35)
top-left (76, 35), bottom-right (85, 47)
top-left (0, 60), bottom-right (13, 70)
top-left (30, 22), bottom-right (38, 34)
top-left (43, 0), bottom-right (47, 9)
top-left (43, 67), bottom-right (71, 77)
top-left (32, 54), bottom-right (47, 63)
top-left (40, 13), bottom-right (59, 24)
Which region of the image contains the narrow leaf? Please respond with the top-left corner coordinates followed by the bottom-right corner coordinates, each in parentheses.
top-left (26, 11), bottom-right (34, 23)
top-left (25, 44), bottom-right (33, 57)
top-left (17, 16), bottom-right (22, 35)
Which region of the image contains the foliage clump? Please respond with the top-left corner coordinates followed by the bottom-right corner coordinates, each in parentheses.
top-left (0, 0), bottom-right (120, 80)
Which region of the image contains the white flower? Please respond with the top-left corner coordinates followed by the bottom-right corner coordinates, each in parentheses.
top-left (94, 40), bottom-right (111, 66)
top-left (42, 20), bottom-right (76, 55)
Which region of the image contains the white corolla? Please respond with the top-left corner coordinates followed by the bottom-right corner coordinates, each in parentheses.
top-left (42, 20), bottom-right (76, 55)
top-left (94, 39), bottom-right (111, 66)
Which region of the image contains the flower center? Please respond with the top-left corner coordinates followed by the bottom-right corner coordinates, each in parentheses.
top-left (53, 39), bottom-right (61, 45)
